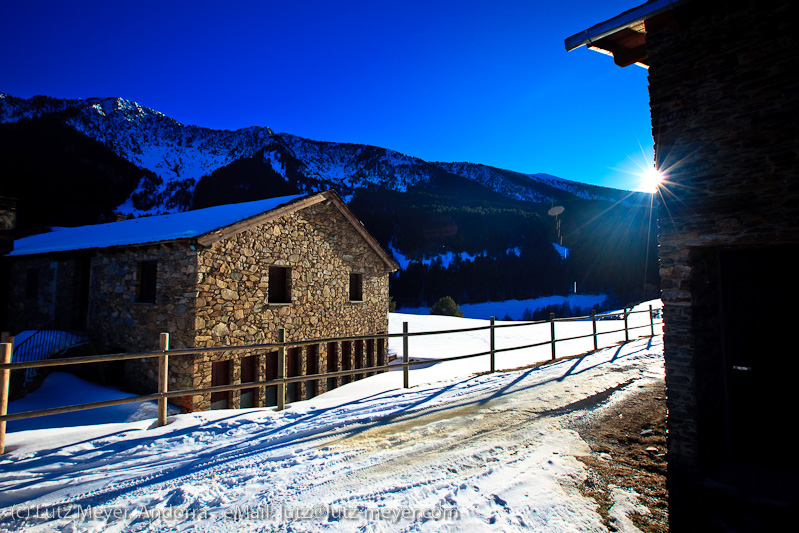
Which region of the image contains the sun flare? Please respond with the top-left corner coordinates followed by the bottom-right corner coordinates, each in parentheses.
top-left (640, 166), bottom-right (663, 193)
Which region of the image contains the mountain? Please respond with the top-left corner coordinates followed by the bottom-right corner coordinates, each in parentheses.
top-left (0, 94), bottom-right (647, 214)
top-left (1, 93), bottom-right (275, 214)
top-left (0, 93), bottom-right (659, 309)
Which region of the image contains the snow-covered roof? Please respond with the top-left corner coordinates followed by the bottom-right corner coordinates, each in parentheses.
top-left (7, 194), bottom-right (305, 256)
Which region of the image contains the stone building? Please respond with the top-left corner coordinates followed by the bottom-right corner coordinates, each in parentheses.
top-left (5, 191), bottom-right (398, 411)
top-left (567, 0), bottom-right (799, 529)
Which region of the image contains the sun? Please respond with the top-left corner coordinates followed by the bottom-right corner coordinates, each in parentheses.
top-left (640, 166), bottom-right (663, 193)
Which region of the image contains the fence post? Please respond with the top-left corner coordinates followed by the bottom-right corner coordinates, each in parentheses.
top-left (592, 309), bottom-right (598, 351)
top-left (158, 333), bottom-right (169, 427)
top-left (403, 322), bottom-right (409, 389)
top-left (649, 305), bottom-right (655, 336)
top-left (490, 317), bottom-right (496, 373)
top-left (624, 307), bottom-right (629, 342)
top-left (1, 343), bottom-right (11, 455)
top-left (277, 328), bottom-right (286, 411)
top-left (550, 312), bottom-right (556, 361)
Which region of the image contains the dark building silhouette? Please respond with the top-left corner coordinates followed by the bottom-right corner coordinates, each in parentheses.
top-left (567, 0), bottom-right (799, 530)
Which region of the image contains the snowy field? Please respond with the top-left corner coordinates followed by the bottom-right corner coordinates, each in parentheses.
top-left (0, 301), bottom-right (663, 532)
top-left (397, 293), bottom-right (608, 321)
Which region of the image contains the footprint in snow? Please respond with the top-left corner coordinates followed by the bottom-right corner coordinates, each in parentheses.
top-left (491, 494), bottom-right (508, 508)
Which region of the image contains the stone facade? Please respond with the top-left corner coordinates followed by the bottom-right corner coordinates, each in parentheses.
top-left (5, 192), bottom-right (396, 412)
top-left (188, 199), bottom-right (392, 411)
top-left (7, 253), bottom-right (91, 331)
top-left (645, 0), bottom-right (799, 529)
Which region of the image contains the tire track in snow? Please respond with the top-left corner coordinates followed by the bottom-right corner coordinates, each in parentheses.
top-left (287, 371), bottom-right (649, 507)
top-left (0, 343), bottom-right (662, 531)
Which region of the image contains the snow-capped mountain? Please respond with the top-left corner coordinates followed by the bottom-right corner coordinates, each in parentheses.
top-left (1, 94), bottom-right (275, 214)
top-left (0, 92), bottom-right (659, 308)
top-left (0, 93), bottom-right (642, 216)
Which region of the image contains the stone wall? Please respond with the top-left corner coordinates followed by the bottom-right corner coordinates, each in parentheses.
top-left (646, 0), bottom-right (799, 528)
top-left (5, 253), bottom-right (91, 331)
top-left (7, 256), bottom-right (60, 331)
top-left (87, 243), bottom-right (199, 408)
top-left (190, 200), bottom-right (390, 411)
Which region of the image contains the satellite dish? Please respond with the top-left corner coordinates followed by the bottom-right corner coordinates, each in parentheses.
top-left (548, 206), bottom-right (565, 217)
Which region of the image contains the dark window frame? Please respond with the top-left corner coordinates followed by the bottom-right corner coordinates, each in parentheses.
top-left (349, 272), bottom-right (363, 302)
top-left (211, 359), bottom-right (231, 409)
top-left (268, 266), bottom-right (291, 304)
top-left (137, 260), bottom-right (157, 304)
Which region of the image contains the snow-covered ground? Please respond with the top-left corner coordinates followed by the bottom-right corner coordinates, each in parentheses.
top-left (398, 294), bottom-right (609, 321)
top-left (0, 301), bottom-right (663, 532)
top-left (5, 373), bottom-right (182, 433)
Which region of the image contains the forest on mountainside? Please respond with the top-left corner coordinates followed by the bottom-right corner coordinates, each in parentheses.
top-left (348, 184), bottom-right (659, 311)
top-left (0, 113), bottom-right (146, 235)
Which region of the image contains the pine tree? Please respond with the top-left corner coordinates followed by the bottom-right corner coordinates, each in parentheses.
top-left (430, 296), bottom-right (464, 318)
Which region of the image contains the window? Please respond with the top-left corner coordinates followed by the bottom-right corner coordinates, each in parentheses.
top-left (240, 356), bottom-right (258, 409)
top-left (269, 266), bottom-right (291, 304)
top-left (137, 260), bottom-right (157, 303)
top-left (25, 269), bottom-right (39, 299)
top-left (211, 359), bottom-right (231, 410)
top-left (349, 273), bottom-right (363, 301)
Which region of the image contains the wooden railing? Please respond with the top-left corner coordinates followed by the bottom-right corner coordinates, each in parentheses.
top-left (0, 304), bottom-right (663, 454)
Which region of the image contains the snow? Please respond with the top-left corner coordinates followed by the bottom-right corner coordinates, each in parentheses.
top-left (553, 242), bottom-right (570, 259)
top-left (8, 194), bottom-right (305, 256)
top-left (263, 150), bottom-right (287, 180)
top-left (0, 301), bottom-right (663, 532)
top-left (399, 293), bottom-right (608, 320)
top-left (389, 242), bottom-right (480, 270)
top-left (5, 373), bottom-right (181, 432)
top-left (1, 94), bottom-right (646, 217)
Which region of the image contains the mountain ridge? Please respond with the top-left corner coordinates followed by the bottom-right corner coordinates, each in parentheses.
top-left (0, 93), bottom-right (647, 216)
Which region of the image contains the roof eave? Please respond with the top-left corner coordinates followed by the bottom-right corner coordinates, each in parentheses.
top-left (5, 237), bottom-right (198, 258)
top-left (564, 0), bottom-right (690, 54)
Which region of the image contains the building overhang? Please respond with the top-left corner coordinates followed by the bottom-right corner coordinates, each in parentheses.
top-left (564, 0), bottom-right (692, 68)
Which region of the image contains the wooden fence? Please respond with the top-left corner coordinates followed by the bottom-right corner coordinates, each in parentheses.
top-left (0, 304), bottom-right (663, 454)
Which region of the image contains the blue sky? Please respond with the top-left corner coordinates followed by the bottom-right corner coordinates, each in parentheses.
top-left (1, 0), bottom-right (653, 191)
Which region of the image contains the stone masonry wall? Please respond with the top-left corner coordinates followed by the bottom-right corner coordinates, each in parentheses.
top-left (7, 256), bottom-right (60, 332)
top-left (190, 201), bottom-right (390, 411)
top-left (6, 252), bottom-right (92, 332)
top-left (646, 0), bottom-right (799, 527)
top-left (88, 243), bottom-right (199, 408)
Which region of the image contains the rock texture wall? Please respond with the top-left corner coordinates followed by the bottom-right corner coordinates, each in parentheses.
top-left (647, 0), bottom-right (799, 527)
top-left (88, 243), bottom-right (199, 407)
top-left (7, 256), bottom-right (60, 331)
top-left (191, 200), bottom-right (390, 410)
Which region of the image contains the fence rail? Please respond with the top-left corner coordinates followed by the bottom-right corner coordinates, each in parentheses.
top-left (0, 304), bottom-right (663, 454)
